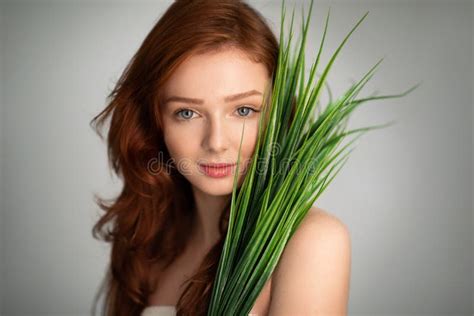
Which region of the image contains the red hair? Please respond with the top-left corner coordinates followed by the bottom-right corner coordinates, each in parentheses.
top-left (90, 1), bottom-right (279, 315)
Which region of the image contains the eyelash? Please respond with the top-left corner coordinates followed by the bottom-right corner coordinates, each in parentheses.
top-left (174, 106), bottom-right (260, 121)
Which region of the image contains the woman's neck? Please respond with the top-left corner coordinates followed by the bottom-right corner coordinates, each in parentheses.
top-left (190, 186), bottom-right (230, 250)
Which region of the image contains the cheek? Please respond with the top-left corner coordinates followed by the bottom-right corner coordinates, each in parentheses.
top-left (163, 127), bottom-right (198, 176)
top-left (239, 121), bottom-right (259, 162)
top-left (163, 122), bottom-right (197, 160)
top-left (234, 122), bottom-right (259, 186)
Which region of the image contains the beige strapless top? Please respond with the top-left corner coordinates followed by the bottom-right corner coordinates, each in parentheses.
top-left (141, 305), bottom-right (176, 316)
top-left (141, 305), bottom-right (259, 316)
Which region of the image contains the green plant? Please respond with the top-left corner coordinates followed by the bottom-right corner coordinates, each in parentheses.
top-left (207, 0), bottom-right (419, 314)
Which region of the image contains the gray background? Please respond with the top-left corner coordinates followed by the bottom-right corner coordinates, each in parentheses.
top-left (0, 0), bottom-right (472, 315)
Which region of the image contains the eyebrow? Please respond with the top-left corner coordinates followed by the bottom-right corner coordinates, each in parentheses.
top-left (163, 89), bottom-right (262, 105)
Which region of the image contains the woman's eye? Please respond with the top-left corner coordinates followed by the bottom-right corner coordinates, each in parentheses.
top-left (174, 106), bottom-right (259, 120)
top-left (175, 109), bottom-right (196, 120)
top-left (236, 106), bottom-right (258, 117)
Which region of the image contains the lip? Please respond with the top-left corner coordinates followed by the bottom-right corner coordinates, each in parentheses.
top-left (198, 162), bottom-right (237, 178)
top-left (199, 162), bottom-right (237, 168)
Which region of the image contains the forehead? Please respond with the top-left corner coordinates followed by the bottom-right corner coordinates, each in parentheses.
top-left (161, 49), bottom-right (269, 102)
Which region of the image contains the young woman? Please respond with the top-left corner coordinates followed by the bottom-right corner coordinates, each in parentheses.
top-left (90, 1), bottom-right (351, 315)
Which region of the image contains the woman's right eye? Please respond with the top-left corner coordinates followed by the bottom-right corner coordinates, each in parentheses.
top-left (175, 109), bottom-right (196, 120)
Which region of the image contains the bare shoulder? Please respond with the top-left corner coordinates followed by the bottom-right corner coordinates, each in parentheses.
top-left (280, 206), bottom-right (351, 257)
top-left (302, 206), bottom-right (350, 237)
top-left (268, 206), bottom-right (351, 316)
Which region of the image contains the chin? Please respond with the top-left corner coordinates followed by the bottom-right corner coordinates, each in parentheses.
top-left (190, 172), bottom-right (247, 197)
top-left (192, 178), bottom-right (235, 196)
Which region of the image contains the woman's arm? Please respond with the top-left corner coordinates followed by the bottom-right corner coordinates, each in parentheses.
top-left (267, 207), bottom-right (352, 316)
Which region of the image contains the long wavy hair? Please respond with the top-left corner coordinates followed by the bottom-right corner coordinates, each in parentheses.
top-left (90, 1), bottom-right (280, 315)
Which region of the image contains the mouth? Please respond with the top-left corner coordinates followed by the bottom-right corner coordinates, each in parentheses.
top-left (198, 162), bottom-right (237, 178)
top-left (199, 162), bottom-right (237, 168)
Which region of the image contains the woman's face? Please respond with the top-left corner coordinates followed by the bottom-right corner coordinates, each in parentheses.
top-left (159, 48), bottom-right (270, 196)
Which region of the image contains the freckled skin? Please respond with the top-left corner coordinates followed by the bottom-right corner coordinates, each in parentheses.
top-left (152, 48), bottom-right (274, 314)
top-left (160, 48), bottom-right (270, 197)
top-left (155, 49), bottom-right (350, 315)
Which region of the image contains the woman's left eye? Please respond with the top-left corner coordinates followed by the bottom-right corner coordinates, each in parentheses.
top-left (236, 106), bottom-right (259, 117)
top-left (174, 109), bottom-right (196, 120)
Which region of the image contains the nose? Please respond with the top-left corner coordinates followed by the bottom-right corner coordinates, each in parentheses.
top-left (202, 116), bottom-right (230, 154)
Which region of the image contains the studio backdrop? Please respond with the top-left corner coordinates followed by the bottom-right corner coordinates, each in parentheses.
top-left (0, 0), bottom-right (472, 315)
